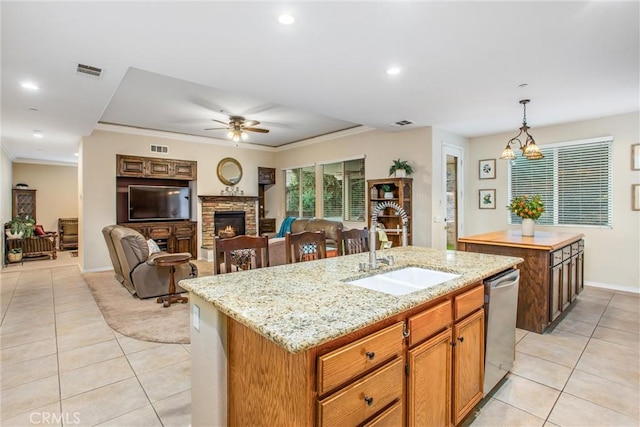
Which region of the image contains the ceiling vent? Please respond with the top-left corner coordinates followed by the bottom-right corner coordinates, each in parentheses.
top-left (76, 63), bottom-right (102, 78)
top-left (394, 120), bottom-right (413, 126)
top-left (150, 144), bottom-right (169, 154)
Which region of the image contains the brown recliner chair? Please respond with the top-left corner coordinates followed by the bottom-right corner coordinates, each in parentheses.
top-left (102, 225), bottom-right (198, 299)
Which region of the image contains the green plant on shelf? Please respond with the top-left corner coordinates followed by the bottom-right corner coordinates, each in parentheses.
top-left (5, 215), bottom-right (36, 238)
top-left (388, 159), bottom-right (414, 177)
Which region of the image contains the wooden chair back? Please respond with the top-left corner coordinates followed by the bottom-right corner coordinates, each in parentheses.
top-left (337, 228), bottom-right (370, 255)
top-left (214, 235), bottom-right (270, 274)
top-left (284, 230), bottom-right (327, 264)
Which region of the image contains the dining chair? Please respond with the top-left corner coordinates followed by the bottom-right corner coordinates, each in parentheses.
top-left (214, 235), bottom-right (270, 274)
top-left (284, 230), bottom-right (327, 263)
top-left (337, 228), bottom-right (370, 256)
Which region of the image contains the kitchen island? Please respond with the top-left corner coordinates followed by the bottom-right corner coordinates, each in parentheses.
top-left (458, 230), bottom-right (585, 334)
top-left (180, 246), bottom-right (522, 427)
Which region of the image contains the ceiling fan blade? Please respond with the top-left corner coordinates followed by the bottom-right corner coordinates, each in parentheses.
top-left (243, 120), bottom-right (259, 127)
top-left (244, 127), bottom-right (270, 133)
top-left (204, 127), bottom-right (228, 130)
top-left (212, 119), bottom-right (229, 125)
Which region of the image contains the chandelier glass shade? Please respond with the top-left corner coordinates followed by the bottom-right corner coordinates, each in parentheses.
top-left (227, 126), bottom-right (248, 142)
top-left (500, 99), bottom-right (543, 160)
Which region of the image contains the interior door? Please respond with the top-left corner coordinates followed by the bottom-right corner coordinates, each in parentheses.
top-left (442, 145), bottom-right (464, 250)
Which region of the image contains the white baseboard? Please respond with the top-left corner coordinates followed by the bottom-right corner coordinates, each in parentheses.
top-left (585, 281), bottom-right (639, 294)
top-left (200, 248), bottom-right (213, 262)
top-left (81, 266), bottom-right (114, 274)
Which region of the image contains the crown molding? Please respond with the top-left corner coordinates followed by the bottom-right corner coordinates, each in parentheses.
top-left (12, 158), bottom-right (78, 167)
top-left (94, 123), bottom-right (276, 152)
top-left (273, 126), bottom-right (375, 152)
top-left (94, 123), bottom-right (375, 153)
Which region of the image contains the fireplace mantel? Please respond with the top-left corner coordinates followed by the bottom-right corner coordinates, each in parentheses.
top-left (198, 195), bottom-right (259, 203)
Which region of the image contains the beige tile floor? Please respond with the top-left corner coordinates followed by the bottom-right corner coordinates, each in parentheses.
top-left (1, 254), bottom-right (639, 426)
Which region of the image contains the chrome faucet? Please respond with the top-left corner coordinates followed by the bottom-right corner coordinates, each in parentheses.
top-left (367, 201), bottom-right (409, 270)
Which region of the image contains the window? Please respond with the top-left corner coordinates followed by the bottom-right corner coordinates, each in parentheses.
top-left (508, 138), bottom-right (612, 227)
top-left (284, 158), bottom-right (366, 221)
top-left (285, 166), bottom-right (315, 218)
top-left (322, 158), bottom-right (366, 221)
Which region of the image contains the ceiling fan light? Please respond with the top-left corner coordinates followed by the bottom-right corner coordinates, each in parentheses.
top-left (232, 134), bottom-right (240, 142)
top-left (241, 131), bottom-right (248, 140)
top-left (226, 130), bottom-right (234, 139)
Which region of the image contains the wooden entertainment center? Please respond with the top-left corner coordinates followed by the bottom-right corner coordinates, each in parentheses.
top-left (116, 154), bottom-right (198, 257)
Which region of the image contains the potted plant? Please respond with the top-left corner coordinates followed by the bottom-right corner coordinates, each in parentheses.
top-left (507, 194), bottom-right (544, 236)
top-left (381, 184), bottom-right (394, 199)
top-left (7, 247), bottom-right (23, 263)
top-left (389, 159), bottom-right (414, 178)
top-left (5, 215), bottom-right (36, 239)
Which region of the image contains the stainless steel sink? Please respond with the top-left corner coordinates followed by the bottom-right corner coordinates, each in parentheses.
top-left (345, 267), bottom-right (461, 296)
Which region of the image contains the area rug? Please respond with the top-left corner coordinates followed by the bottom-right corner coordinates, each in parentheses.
top-left (84, 271), bottom-right (192, 344)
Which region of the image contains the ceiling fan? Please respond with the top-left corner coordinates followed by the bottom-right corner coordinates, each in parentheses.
top-left (205, 115), bottom-right (270, 142)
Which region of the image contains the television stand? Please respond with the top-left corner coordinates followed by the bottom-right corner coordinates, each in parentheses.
top-left (117, 220), bottom-right (197, 258)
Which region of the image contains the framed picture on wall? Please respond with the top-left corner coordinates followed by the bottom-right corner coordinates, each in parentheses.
top-left (479, 189), bottom-right (496, 209)
top-left (633, 184), bottom-right (640, 211)
top-left (479, 159), bottom-right (496, 179)
top-left (632, 144), bottom-right (640, 170)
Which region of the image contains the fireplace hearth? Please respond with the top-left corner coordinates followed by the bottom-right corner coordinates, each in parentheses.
top-left (214, 211), bottom-right (246, 239)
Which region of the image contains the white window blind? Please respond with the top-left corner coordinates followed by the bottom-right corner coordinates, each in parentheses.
top-left (508, 138), bottom-right (612, 227)
top-left (322, 158), bottom-right (366, 221)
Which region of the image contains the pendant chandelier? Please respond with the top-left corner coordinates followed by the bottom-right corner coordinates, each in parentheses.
top-left (500, 99), bottom-right (544, 160)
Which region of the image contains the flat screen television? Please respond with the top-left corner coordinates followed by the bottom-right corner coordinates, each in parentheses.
top-left (128, 185), bottom-right (190, 221)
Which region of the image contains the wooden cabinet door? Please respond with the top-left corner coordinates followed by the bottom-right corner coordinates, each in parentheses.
top-left (117, 156), bottom-right (146, 177)
top-left (452, 309), bottom-right (484, 425)
top-left (12, 189), bottom-right (36, 219)
top-left (173, 223), bottom-right (195, 256)
top-left (258, 167), bottom-right (276, 185)
top-left (569, 256), bottom-right (578, 302)
top-left (561, 259), bottom-right (571, 311)
top-left (407, 328), bottom-right (452, 427)
top-left (173, 161), bottom-right (196, 180)
top-left (550, 264), bottom-right (562, 322)
top-left (576, 252), bottom-right (584, 294)
top-left (146, 159), bottom-right (172, 178)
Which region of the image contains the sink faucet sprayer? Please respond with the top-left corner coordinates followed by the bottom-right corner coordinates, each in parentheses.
top-left (367, 201), bottom-right (409, 270)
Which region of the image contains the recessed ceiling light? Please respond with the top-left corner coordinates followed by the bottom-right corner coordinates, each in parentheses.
top-left (21, 82), bottom-right (39, 91)
top-left (278, 14), bottom-right (295, 25)
top-left (33, 130), bottom-right (43, 138)
top-left (74, 153), bottom-right (79, 157)
top-left (386, 67), bottom-right (401, 76)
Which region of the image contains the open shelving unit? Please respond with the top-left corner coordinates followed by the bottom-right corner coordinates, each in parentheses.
top-left (367, 177), bottom-right (413, 247)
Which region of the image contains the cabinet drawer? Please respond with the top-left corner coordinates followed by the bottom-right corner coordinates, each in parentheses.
top-left (407, 300), bottom-right (451, 347)
top-left (259, 218), bottom-right (276, 233)
top-left (571, 242), bottom-right (580, 256)
top-left (318, 358), bottom-right (403, 427)
top-left (317, 322), bottom-right (403, 396)
top-left (173, 224), bottom-right (194, 237)
top-left (454, 285), bottom-right (484, 321)
top-left (147, 225), bottom-right (172, 239)
top-left (551, 249), bottom-right (563, 266)
top-left (562, 246), bottom-right (571, 260)
top-left (362, 400), bottom-right (403, 427)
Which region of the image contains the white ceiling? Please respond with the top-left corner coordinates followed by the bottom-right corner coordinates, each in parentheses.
top-left (2, 1), bottom-right (638, 165)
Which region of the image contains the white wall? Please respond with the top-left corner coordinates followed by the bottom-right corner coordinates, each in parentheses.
top-left (1, 147), bottom-right (14, 267)
top-left (465, 112), bottom-right (640, 292)
top-left (80, 129), bottom-right (276, 272)
top-left (274, 127), bottom-right (433, 246)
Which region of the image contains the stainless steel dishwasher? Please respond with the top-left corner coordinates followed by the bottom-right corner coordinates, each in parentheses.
top-left (483, 268), bottom-right (520, 396)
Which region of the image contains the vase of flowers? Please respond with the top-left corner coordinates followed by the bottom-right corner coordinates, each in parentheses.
top-left (507, 194), bottom-right (544, 237)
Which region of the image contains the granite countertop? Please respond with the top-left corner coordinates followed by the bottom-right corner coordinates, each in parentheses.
top-left (179, 246), bottom-right (522, 354)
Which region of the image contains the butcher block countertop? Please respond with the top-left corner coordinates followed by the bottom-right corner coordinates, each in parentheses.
top-left (180, 246), bottom-right (521, 353)
top-left (458, 230), bottom-right (585, 251)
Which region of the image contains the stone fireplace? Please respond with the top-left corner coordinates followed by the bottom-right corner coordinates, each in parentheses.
top-left (199, 195), bottom-right (258, 249)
